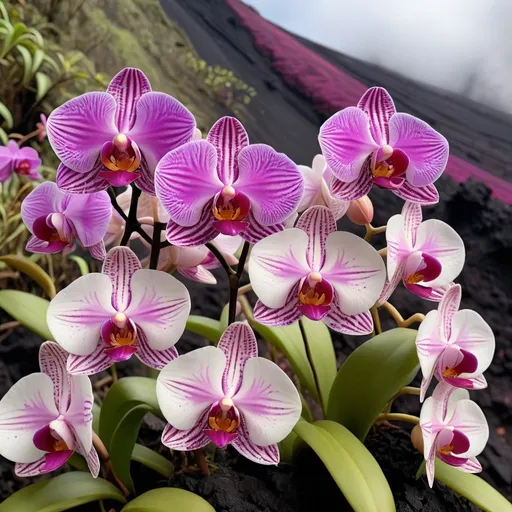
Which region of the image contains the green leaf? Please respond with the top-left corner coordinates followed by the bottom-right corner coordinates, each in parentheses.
top-left (299, 317), bottom-right (337, 414)
top-left (0, 290), bottom-right (52, 340)
top-left (186, 315), bottom-right (221, 343)
top-left (16, 45), bottom-right (33, 86)
top-left (279, 430), bottom-right (298, 464)
top-left (0, 127), bottom-right (8, 145)
top-left (31, 48), bottom-right (45, 75)
top-left (121, 488), bottom-right (215, 512)
top-left (0, 472), bottom-right (126, 512)
top-left (327, 328), bottom-right (418, 440)
top-left (293, 419), bottom-right (395, 512)
top-left (219, 303), bottom-right (229, 333)
top-left (249, 320), bottom-right (319, 403)
top-left (131, 444), bottom-right (174, 478)
top-left (69, 255), bottom-right (90, 275)
top-left (0, 101), bottom-right (13, 129)
top-left (35, 71), bottom-right (52, 101)
top-left (0, 254), bottom-right (56, 298)
top-left (434, 460), bottom-right (512, 512)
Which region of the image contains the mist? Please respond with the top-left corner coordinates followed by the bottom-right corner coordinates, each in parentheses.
top-left (244, 0), bottom-right (512, 114)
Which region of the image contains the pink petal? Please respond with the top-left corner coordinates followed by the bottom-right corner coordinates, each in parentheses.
top-left (135, 328), bottom-right (178, 370)
top-left (388, 113), bottom-right (449, 188)
top-left (165, 203), bottom-right (218, 247)
top-left (42, 450), bottom-right (74, 473)
top-left (235, 144), bottom-right (303, 225)
top-left (402, 201), bottom-right (422, 246)
top-left (385, 211), bottom-right (412, 284)
top-left (240, 211), bottom-right (284, 244)
top-left (125, 269), bottom-right (190, 350)
top-left (56, 162), bottom-right (110, 194)
top-left (104, 346), bottom-right (137, 362)
top-left (88, 241), bottom-right (106, 261)
top-left (15, 457), bottom-right (47, 477)
top-left (232, 420), bottom-right (279, 465)
top-left (248, 228), bottom-right (310, 309)
top-left (218, 322), bottom-right (258, 397)
top-left (296, 206), bottom-right (336, 271)
top-left (102, 247), bottom-right (141, 311)
top-left (25, 235), bottom-right (65, 254)
top-left (85, 446), bottom-right (100, 478)
top-left (357, 87), bottom-right (396, 146)
top-left (298, 161), bottom-right (323, 211)
top-left (155, 140), bottom-right (222, 227)
top-left (21, 182), bottom-right (65, 232)
top-left (321, 231), bottom-right (386, 315)
top-left (393, 180), bottom-right (439, 206)
top-left (161, 420), bottom-right (210, 451)
top-left (204, 429), bottom-right (237, 448)
top-left (233, 357), bottom-right (301, 446)
top-left (39, 342), bottom-right (70, 413)
top-left (253, 291), bottom-right (302, 327)
top-left (438, 284), bottom-right (462, 340)
top-left (207, 116), bottom-right (249, 184)
top-left (330, 160), bottom-right (372, 201)
top-left (46, 92), bottom-right (118, 172)
top-left (177, 265), bottom-right (217, 285)
top-left (67, 343), bottom-right (113, 376)
top-left (134, 155), bottom-right (157, 196)
top-left (156, 346), bottom-right (225, 430)
top-left (319, 107), bottom-right (379, 182)
top-left (323, 300), bottom-right (373, 335)
top-left (107, 68), bottom-right (151, 133)
top-left (377, 259), bottom-right (406, 305)
top-left (128, 92), bottom-right (196, 171)
top-left (455, 456), bottom-right (483, 474)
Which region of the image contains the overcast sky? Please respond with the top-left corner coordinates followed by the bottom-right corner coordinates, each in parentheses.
top-left (244, 0), bottom-right (512, 114)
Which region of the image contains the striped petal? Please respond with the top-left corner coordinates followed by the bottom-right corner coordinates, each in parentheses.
top-left (240, 212), bottom-right (284, 244)
top-left (207, 116), bottom-right (249, 184)
top-left (253, 290), bottom-right (302, 327)
top-left (402, 201), bottom-right (422, 246)
top-left (66, 343), bottom-right (113, 376)
top-left (21, 182), bottom-right (65, 233)
top-left (15, 457), bottom-right (48, 477)
top-left (232, 421), bottom-right (279, 465)
top-left (323, 297), bottom-right (373, 335)
top-left (161, 418), bottom-right (210, 451)
top-left (330, 158), bottom-right (373, 201)
top-left (165, 202), bottom-right (218, 247)
top-left (177, 266), bottom-right (217, 285)
top-left (88, 241), bottom-right (106, 261)
top-left (377, 259), bottom-right (406, 305)
top-left (438, 284), bottom-right (462, 340)
top-left (135, 328), bottom-right (178, 370)
top-left (39, 342), bottom-right (70, 413)
top-left (393, 181), bottom-right (439, 206)
top-left (357, 87), bottom-right (396, 146)
top-left (56, 162), bottom-right (110, 194)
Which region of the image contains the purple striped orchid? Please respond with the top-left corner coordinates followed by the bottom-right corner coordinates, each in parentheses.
top-left (420, 382), bottom-right (489, 487)
top-left (248, 206), bottom-right (386, 334)
top-left (319, 87), bottom-right (448, 205)
top-left (46, 246), bottom-right (190, 374)
top-left (21, 182), bottom-right (111, 260)
top-left (416, 285), bottom-right (495, 402)
top-left (380, 201), bottom-right (465, 303)
top-left (0, 342), bottom-right (99, 477)
top-left (46, 68), bottom-right (195, 195)
top-left (0, 140), bottom-right (41, 182)
top-left (298, 154), bottom-right (349, 220)
top-left (156, 322), bottom-right (301, 464)
top-left (155, 116), bottom-right (304, 246)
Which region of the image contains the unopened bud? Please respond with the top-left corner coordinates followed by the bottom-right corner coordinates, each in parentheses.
top-left (347, 195), bottom-right (374, 226)
top-left (411, 424), bottom-right (424, 454)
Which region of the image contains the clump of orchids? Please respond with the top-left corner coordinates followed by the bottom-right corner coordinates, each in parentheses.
top-left (0, 68), bottom-right (501, 511)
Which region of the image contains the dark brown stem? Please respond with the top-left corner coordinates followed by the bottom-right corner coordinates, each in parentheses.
top-left (194, 449), bottom-right (210, 476)
top-left (205, 242), bottom-right (234, 276)
top-left (149, 222), bottom-right (165, 270)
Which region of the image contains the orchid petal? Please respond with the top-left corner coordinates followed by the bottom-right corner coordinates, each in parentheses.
top-left (321, 232), bottom-right (386, 315)
top-left (319, 107), bottom-right (379, 182)
top-left (39, 342), bottom-right (70, 413)
top-left (414, 220), bottom-right (465, 286)
top-left (249, 228), bottom-right (310, 309)
top-left (419, 397), bottom-right (437, 462)
top-left (15, 458), bottom-right (48, 477)
top-left (67, 343), bottom-right (113, 376)
top-left (388, 113), bottom-right (449, 187)
top-left (438, 284), bottom-right (462, 340)
top-left (0, 374), bottom-right (58, 463)
top-left (232, 420), bottom-right (279, 465)
top-left (323, 299), bottom-right (373, 335)
top-left (165, 203), bottom-right (218, 247)
top-left (432, 382), bottom-right (469, 422)
top-left (107, 68), bottom-right (151, 133)
top-left (178, 266), bottom-right (217, 285)
top-left (207, 116), bottom-right (249, 184)
top-left (456, 456), bottom-right (482, 473)
top-left (392, 181), bottom-right (439, 206)
top-left (235, 144), bottom-right (303, 226)
top-left (129, 92), bottom-right (196, 170)
top-left (46, 92), bottom-right (117, 172)
top-left (89, 241), bottom-right (106, 261)
top-left (402, 201), bottom-right (422, 246)
top-left (125, 269), bottom-right (190, 350)
top-left (296, 206), bottom-right (336, 272)
top-left (357, 87), bottom-right (396, 146)
top-left (253, 293), bottom-right (302, 327)
top-left (449, 400), bottom-right (489, 456)
top-left (161, 419), bottom-right (210, 451)
top-left (234, 357), bottom-right (301, 446)
top-left (156, 346), bottom-right (225, 430)
top-left (213, 233), bottom-right (243, 256)
top-left (426, 441), bottom-right (437, 488)
top-left (135, 155), bottom-right (156, 196)
top-left (56, 162), bottom-right (110, 194)
top-left (298, 163), bottom-right (323, 211)
top-left (21, 182), bottom-right (64, 232)
top-left (65, 375), bottom-right (93, 453)
top-left (135, 328), bottom-right (178, 370)
top-left (155, 140), bottom-right (221, 226)
top-left (47, 274), bottom-right (115, 355)
top-left (25, 235), bottom-right (64, 254)
top-left (385, 213), bottom-right (411, 283)
top-left (377, 259), bottom-right (406, 305)
top-left (240, 211), bottom-right (284, 244)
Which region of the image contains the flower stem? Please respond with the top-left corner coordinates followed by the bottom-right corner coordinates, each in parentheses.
top-left (371, 305), bottom-right (382, 334)
top-left (376, 412), bottom-right (419, 425)
top-left (384, 386), bottom-right (421, 414)
top-left (194, 449), bottom-right (210, 476)
top-left (227, 241), bottom-right (251, 325)
top-left (120, 185), bottom-right (141, 246)
top-left (382, 301), bottom-right (425, 328)
top-left (205, 242), bottom-right (234, 276)
top-left (149, 222), bottom-right (165, 270)
top-left (237, 283), bottom-right (252, 296)
top-left (364, 224), bottom-right (386, 243)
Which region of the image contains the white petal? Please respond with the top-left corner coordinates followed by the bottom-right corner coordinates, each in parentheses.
top-left (449, 399), bottom-right (489, 457)
top-left (298, 164), bottom-right (323, 211)
top-left (64, 373), bottom-right (94, 453)
top-left (232, 421), bottom-right (279, 465)
top-left (385, 213), bottom-right (411, 282)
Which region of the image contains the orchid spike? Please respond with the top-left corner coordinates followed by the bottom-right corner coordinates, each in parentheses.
top-left (380, 201), bottom-right (465, 303)
top-left (420, 382), bottom-right (489, 487)
top-left (319, 87), bottom-right (448, 205)
top-left (298, 154), bottom-right (349, 220)
top-left (416, 285), bottom-right (495, 401)
top-left (0, 342), bottom-right (99, 477)
top-left (157, 322), bottom-right (301, 464)
top-left (21, 182), bottom-right (111, 259)
top-left (249, 206), bottom-right (386, 334)
top-left (155, 116), bottom-right (304, 246)
top-left (46, 246), bottom-right (190, 374)
top-left (46, 67), bottom-right (196, 194)
top-left (0, 140), bottom-right (41, 182)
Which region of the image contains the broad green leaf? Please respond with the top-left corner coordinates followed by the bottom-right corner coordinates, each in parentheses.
top-left (299, 317), bottom-right (337, 414)
top-left (121, 488), bottom-right (214, 512)
top-left (35, 71), bottom-right (52, 101)
top-left (0, 472), bottom-right (126, 512)
top-left (131, 444), bottom-right (174, 478)
top-left (327, 328), bottom-right (418, 440)
top-left (16, 45), bottom-right (33, 86)
top-left (300, 393), bottom-right (314, 423)
top-left (250, 320), bottom-right (320, 403)
top-left (0, 254), bottom-right (56, 298)
top-left (434, 460), bottom-right (512, 512)
top-left (294, 419), bottom-right (395, 512)
top-left (0, 290), bottom-right (52, 340)
top-left (279, 430), bottom-right (298, 464)
top-left (31, 48), bottom-right (45, 75)
top-left (69, 255), bottom-right (90, 275)
top-left (186, 315), bottom-right (221, 343)
top-left (0, 101), bottom-right (13, 128)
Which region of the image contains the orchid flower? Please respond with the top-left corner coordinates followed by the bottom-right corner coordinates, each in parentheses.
top-left (156, 322), bottom-right (301, 464)
top-left (380, 201), bottom-right (464, 303)
top-left (0, 140), bottom-right (41, 182)
top-left (46, 246), bottom-right (190, 374)
top-left (298, 154), bottom-right (349, 220)
top-left (416, 285), bottom-right (495, 401)
top-left (46, 67), bottom-right (196, 195)
top-left (155, 116), bottom-right (304, 246)
top-left (21, 182), bottom-right (111, 260)
top-left (319, 87), bottom-right (448, 205)
top-left (249, 206), bottom-right (386, 334)
top-left (420, 382), bottom-right (489, 487)
top-left (0, 342), bottom-right (99, 477)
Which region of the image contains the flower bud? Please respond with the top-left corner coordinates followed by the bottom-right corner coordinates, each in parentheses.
top-left (410, 424), bottom-right (424, 454)
top-left (347, 195), bottom-right (374, 226)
